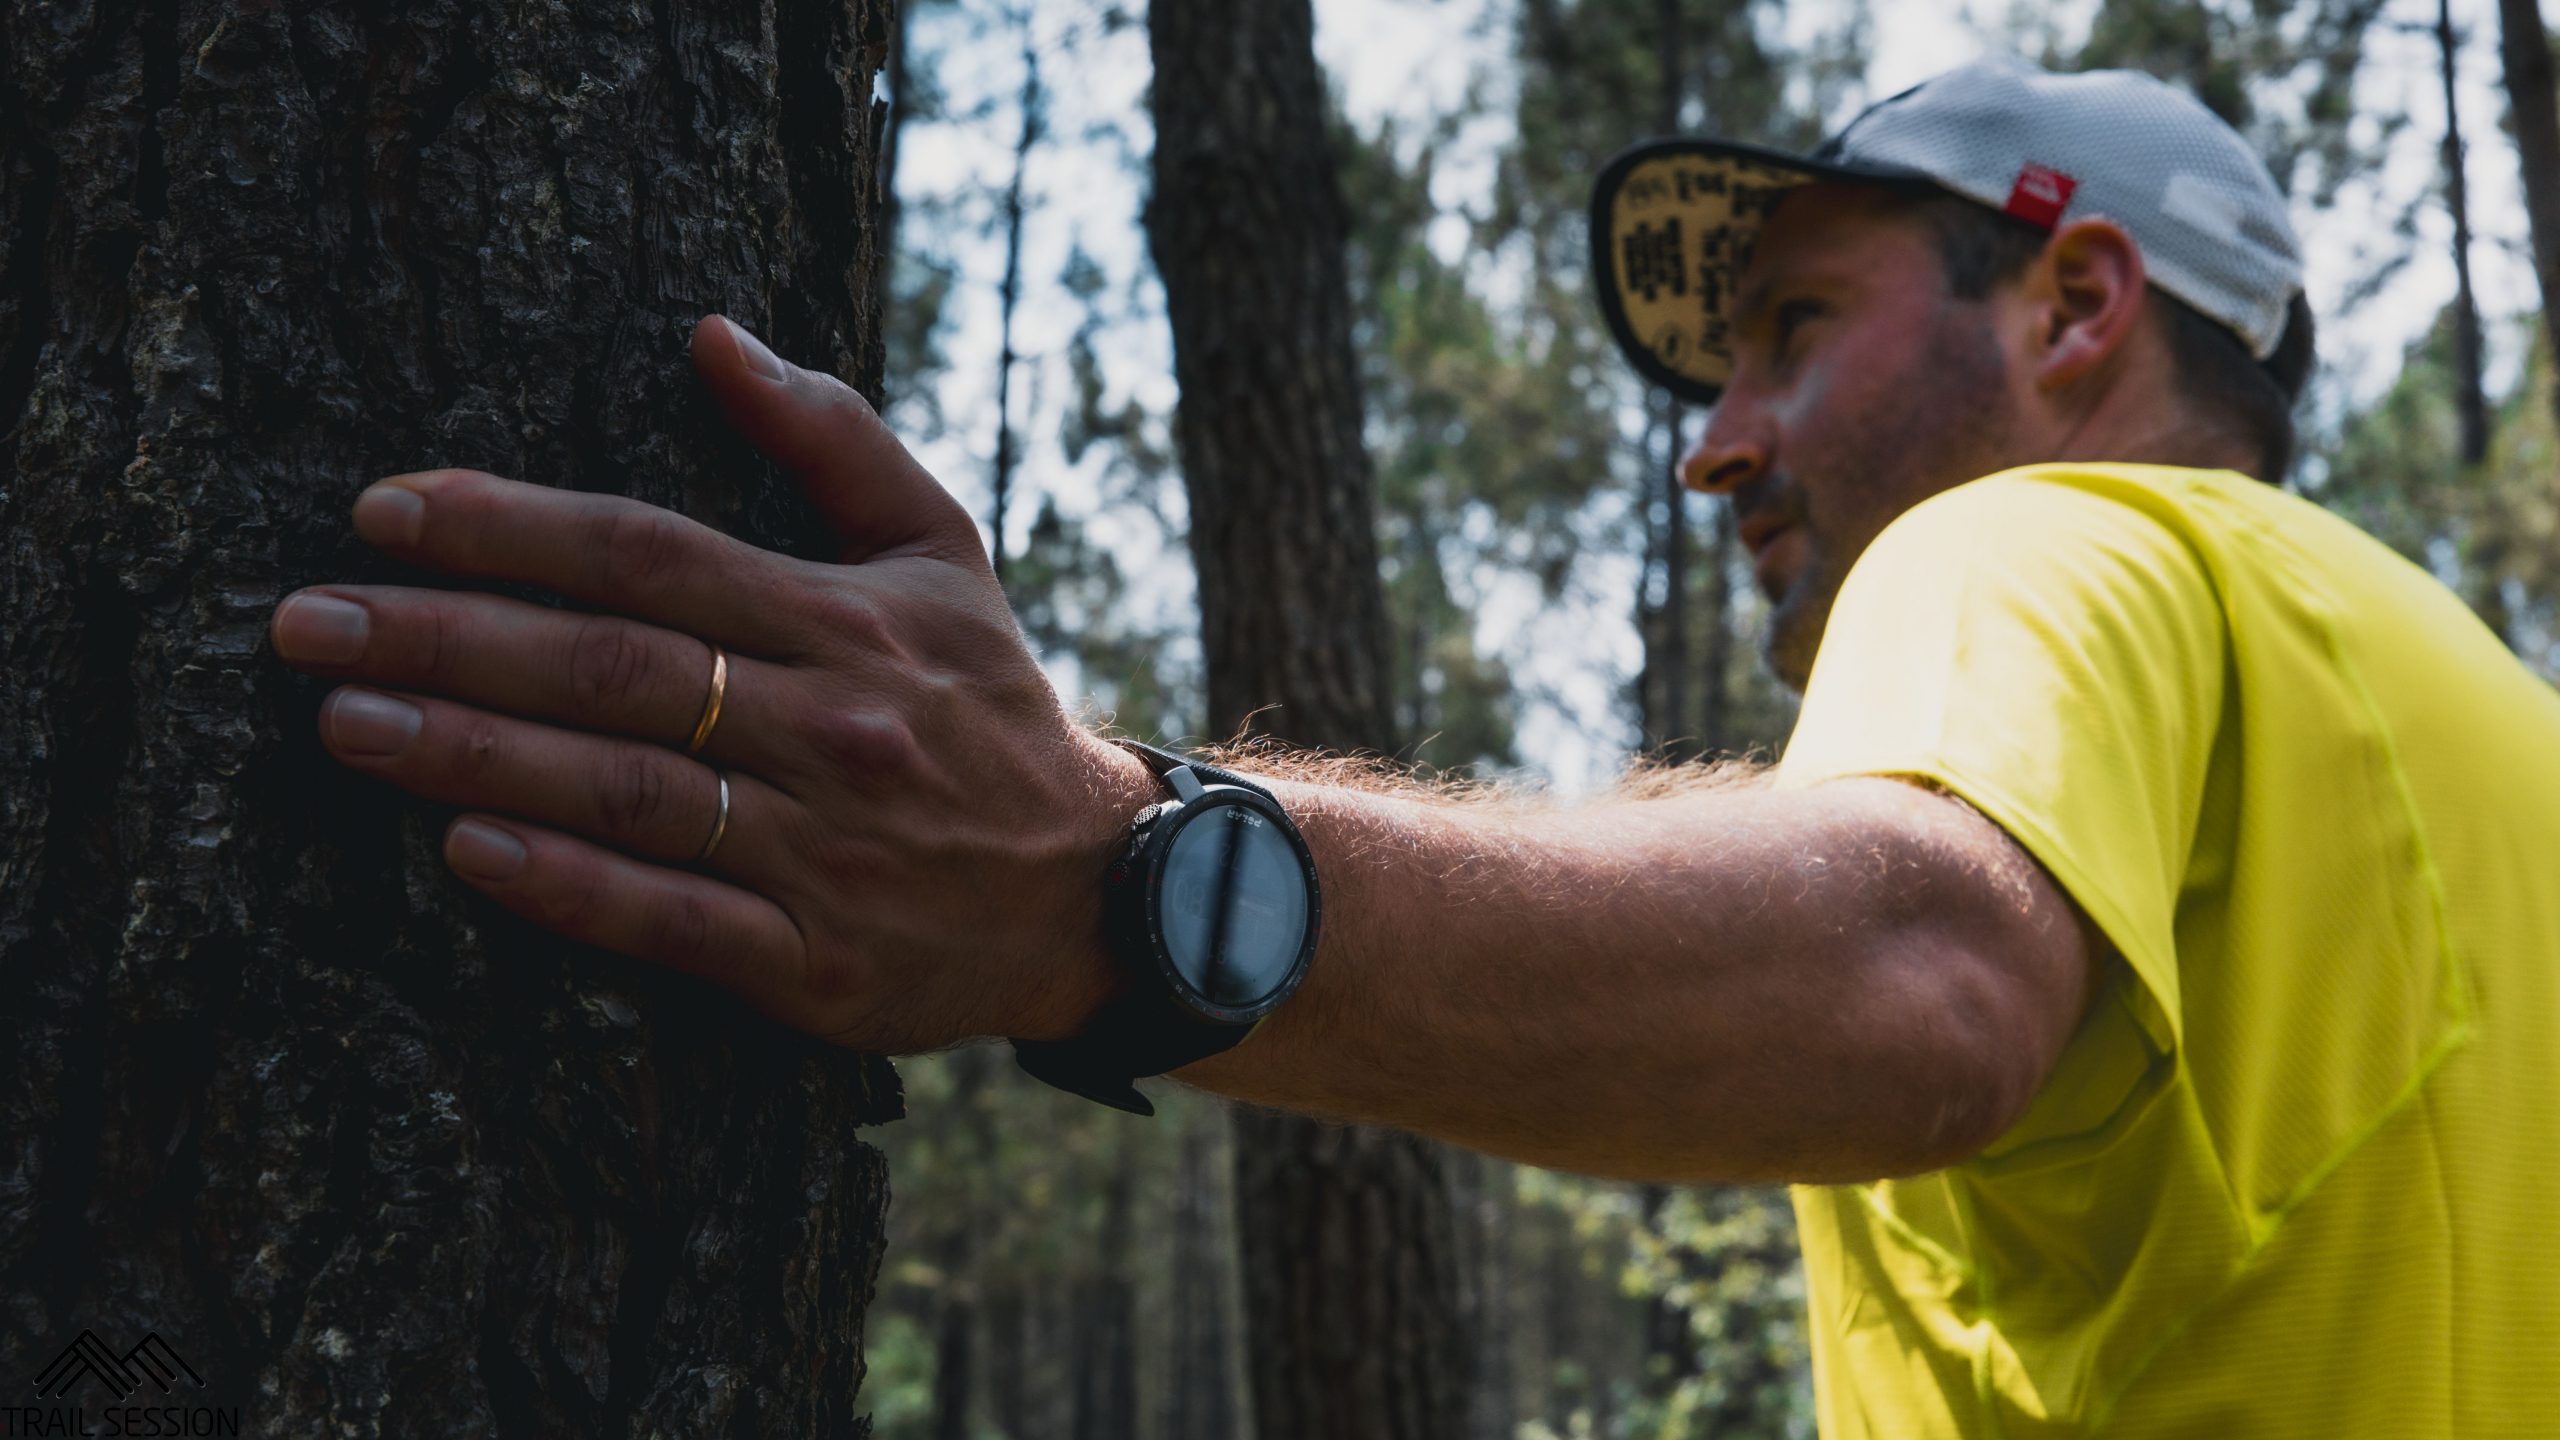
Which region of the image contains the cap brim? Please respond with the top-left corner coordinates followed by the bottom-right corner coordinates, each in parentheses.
top-left (1588, 137), bottom-right (1934, 405)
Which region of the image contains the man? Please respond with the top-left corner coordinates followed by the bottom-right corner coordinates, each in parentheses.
top-left (266, 55), bottom-right (2556, 1436)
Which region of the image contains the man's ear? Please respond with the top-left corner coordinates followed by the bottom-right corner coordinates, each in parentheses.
top-left (2022, 218), bottom-right (2148, 392)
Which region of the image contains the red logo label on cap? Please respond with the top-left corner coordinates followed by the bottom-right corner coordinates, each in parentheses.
top-left (2003, 163), bottom-right (2076, 229)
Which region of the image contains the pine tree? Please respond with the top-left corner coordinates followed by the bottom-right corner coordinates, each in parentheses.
top-left (1147, 1), bottom-right (1474, 1434)
top-left (0, 2), bottom-right (901, 1431)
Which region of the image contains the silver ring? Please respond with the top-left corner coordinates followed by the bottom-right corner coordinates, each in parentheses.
top-left (696, 770), bottom-right (731, 863)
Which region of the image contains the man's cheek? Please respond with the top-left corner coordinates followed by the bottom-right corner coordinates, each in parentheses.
top-left (1776, 343), bottom-right (1836, 414)
top-left (1754, 523), bottom-right (1811, 601)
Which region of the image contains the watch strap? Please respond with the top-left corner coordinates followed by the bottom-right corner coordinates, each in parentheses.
top-left (1012, 986), bottom-right (1264, 1117)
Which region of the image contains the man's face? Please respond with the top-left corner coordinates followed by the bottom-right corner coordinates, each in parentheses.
top-left (1682, 182), bottom-right (2031, 691)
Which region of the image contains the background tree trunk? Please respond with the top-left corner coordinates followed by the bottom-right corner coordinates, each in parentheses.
top-left (2437, 0), bottom-right (2491, 465)
top-left (986, 1281), bottom-right (1033, 1439)
top-left (0, 2), bottom-right (902, 1433)
top-left (1642, 0), bottom-right (1695, 762)
top-left (1068, 1158), bottom-right (1138, 1440)
top-left (989, 10), bottom-right (1042, 587)
top-left (1160, 1103), bottom-right (1244, 1440)
top-left (875, 0), bottom-right (913, 373)
top-left (2498, 0), bottom-right (2560, 428)
top-left (927, 1049), bottom-right (998, 1440)
top-left (1144, 1), bottom-right (1473, 1436)
top-left (1451, 1149), bottom-right (1518, 1440)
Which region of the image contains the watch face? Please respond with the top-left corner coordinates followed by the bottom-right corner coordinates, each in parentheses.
top-left (1157, 798), bottom-right (1312, 1010)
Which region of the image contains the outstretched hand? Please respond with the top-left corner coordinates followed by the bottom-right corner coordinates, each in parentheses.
top-left (268, 315), bottom-right (1151, 1051)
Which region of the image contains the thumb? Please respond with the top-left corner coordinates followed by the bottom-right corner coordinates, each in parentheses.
top-left (690, 313), bottom-right (981, 566)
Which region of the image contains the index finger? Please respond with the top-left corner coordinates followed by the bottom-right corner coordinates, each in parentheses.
top-left (354, 469), bottom-right (820, 659)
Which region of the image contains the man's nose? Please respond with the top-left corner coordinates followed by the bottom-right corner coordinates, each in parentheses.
top-left (1679, 412), bottom-right (1768, 496)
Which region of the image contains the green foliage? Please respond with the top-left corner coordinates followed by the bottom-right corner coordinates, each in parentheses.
top-left (1515, 1169), bottom-right (1815, 1439)
top-left (1010, 493), bottom-right (1196, 741)
top-left (861, 1310), bottom-right (942, 1435)
top-left (1618, 1187), bottom-right (1812, 1440)
top-left (867, 1049), bottom-right (1213, 1440)
top-left (2320, 310), bottom-right (2560, 673)
top-left (1023, 233), bottom-right (1201, 741)
top-left (1339, 113), bottom-right (1610, 772)
top-left (1484, 0), bottom-right (1851, 762)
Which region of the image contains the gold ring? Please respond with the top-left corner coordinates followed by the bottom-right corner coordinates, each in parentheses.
top-left (686, 643), bottom-right (728, 756)
top-left (697, 770), bottom-right (731, 863)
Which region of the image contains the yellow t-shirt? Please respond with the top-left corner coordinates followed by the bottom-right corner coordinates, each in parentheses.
top-left (1773, 461), bottom-right (2560, 1436)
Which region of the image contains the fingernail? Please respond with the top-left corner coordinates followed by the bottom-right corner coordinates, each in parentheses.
top-left (327, 689), bottom-right (421, 755)
top-left (274, 593), bottom-right (370, 664)
top-left (353, 484), bottom-right (424, 546)
top-left (726, 317), bottom-right (791, 384)
top-left (448, 819), bottom-right (526, 880)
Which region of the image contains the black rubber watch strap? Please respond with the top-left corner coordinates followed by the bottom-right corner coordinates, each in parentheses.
top-left (1012, 989), bottom-right (1262, 1117)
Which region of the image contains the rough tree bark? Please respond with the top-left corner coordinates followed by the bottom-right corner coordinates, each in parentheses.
top-left (0, 2), bottom-right (902, 1434)
top-left (1144, 0), bottom-right (1473, 1436)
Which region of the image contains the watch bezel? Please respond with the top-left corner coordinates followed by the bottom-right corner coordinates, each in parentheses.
top-left (1121, 783), bottom-right (1321, 1025)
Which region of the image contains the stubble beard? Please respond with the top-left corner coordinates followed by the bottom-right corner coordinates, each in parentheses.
top-left (1760, 299), bottom-right (2018, 696)
top-left (1764, 545), bottom-right (1833, 695)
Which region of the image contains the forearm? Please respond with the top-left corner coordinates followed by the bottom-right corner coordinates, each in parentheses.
top-left (1165, 765), bottom-right (2030, 1185)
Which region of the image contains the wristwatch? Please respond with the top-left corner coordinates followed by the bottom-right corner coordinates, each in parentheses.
top-left (1010, 738), bottom-right (1322, 1115)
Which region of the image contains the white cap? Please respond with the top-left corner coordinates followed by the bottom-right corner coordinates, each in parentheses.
top-left (1589, 53), bottom-right (2306, 403)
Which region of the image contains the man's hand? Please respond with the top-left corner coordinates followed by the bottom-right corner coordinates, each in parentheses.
top-left (268, 315), bottom-right (1155, 1052)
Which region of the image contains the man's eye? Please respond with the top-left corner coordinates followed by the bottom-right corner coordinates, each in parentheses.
top-left (1774, 299), bottom-right (1823, 355)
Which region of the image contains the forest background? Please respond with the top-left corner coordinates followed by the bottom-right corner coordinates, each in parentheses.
top-left (862, 0), bottom-right (2558, 1436)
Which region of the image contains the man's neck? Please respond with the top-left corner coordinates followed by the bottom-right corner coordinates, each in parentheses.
top-left (2041, 360), bottom-right (2263, 481)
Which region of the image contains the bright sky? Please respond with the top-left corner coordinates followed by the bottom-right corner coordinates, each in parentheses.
top-left (896, 0), bottom-right (2548, 793)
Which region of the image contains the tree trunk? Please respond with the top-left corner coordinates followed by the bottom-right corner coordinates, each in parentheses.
top-left (876, 0), bottom-right (913, 363)
top-left (928, 1049), bottom-right (997, 1440)
top-left (928, 1259), bottom-right (976, 1440)
top-left (2499, 0), bottom-right (2560, 428)
top-left (1651, 0), bottom-right (1694, 762)
top-left (1161, 1104), bottom-right (1244, 1440)
top-left (1069, 1157), bottom-right (1139, 1440)
top-left (986, 1279), bottom-right (1032, 1440)
top-left (2440, 0), bottom-right (2490, 465)
top-left (1538, 1206), bottom-right (1582, 1429)
top-left (1452, 1149), bottom-right (1517, 1440)
top-left (989, 15), bottom-right (1041, 586)
top-left (1144, 2), bottom-right (1472, 1437)
top-left (0, 3), bottom-right (902, 1434)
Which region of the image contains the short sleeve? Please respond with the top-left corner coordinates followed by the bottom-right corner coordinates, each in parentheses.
top-left (1773, 472), bottom-right (2228, 1160)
